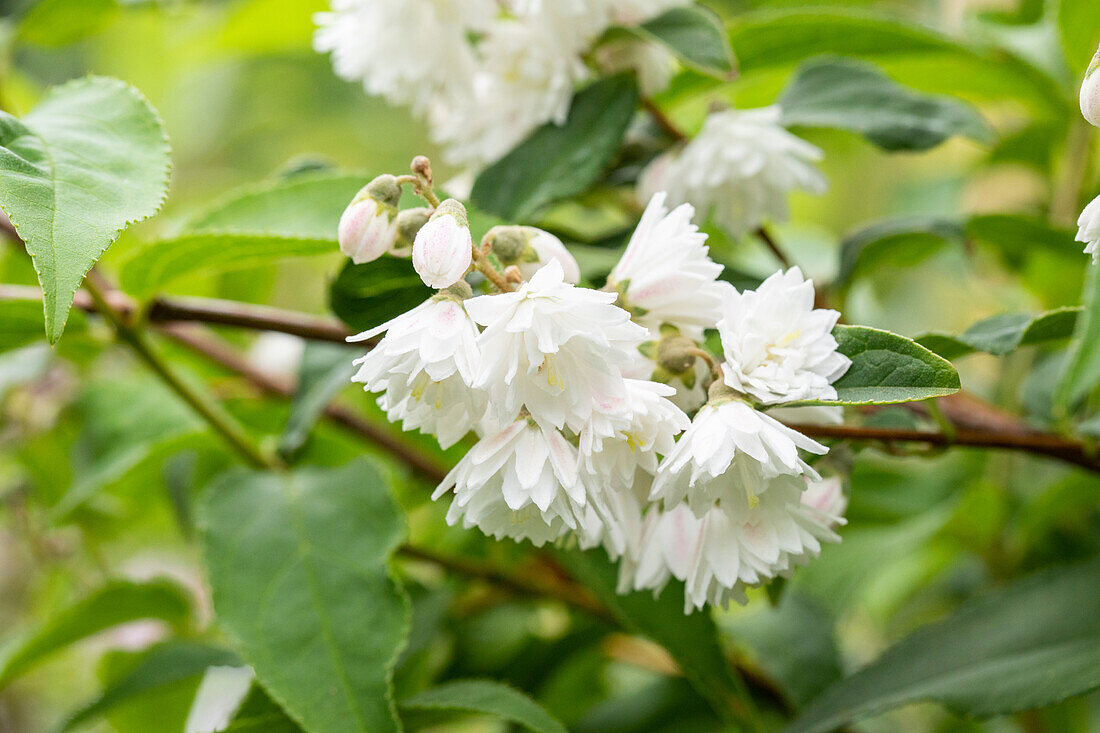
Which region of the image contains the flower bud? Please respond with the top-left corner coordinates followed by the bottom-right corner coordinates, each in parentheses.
top-left (390, 207), bottom-right (432, 258)
top-left (656, 334), bottom-right (698, 375)
top-left (484, 225), bottom-right (581, 284)
top-left (1081, 48), bottom-right (1100, 126)
top-left (412, 199), bottom-right (473, 289)
top-left (338, 175), bottom-right (401, 264)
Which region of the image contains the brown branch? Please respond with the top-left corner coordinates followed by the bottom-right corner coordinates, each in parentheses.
top-left (788, 422), bottom-right (1100, 473)
top-left (642, 98), bottom-right (687, 142)
top-left (158, 324), bottom-right (448, 484)
top-left (755, 226), bottom-right (792, 270)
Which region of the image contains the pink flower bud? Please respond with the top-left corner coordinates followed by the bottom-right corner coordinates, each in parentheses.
top-left (521, 228), bottom-right (581, 284)
top-left (413, 199), bottom-right (473, 289)
top-left (338, 175), bottom-right (400, 264)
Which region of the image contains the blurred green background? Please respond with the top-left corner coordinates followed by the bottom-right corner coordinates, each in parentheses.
top-left (1, 0), bottom-right (1099, 731)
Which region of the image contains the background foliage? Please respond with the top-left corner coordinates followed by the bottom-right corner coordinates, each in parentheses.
top-left (1, 0), bottom-right (1100, 732)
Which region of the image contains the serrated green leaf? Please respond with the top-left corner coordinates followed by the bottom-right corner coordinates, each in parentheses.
top-left (200, 459), bottom-right (410, 733)
top-left (790, 325), bottom-right (960, 406)
top-left (1057, 0), bottom-right (1100, 73)
top-left (18, 0), bottom-right (118, 46)
top-left (224, 685), bottom-right (305, 732)
top-left (399, 680), bottom-right (568, 733)
top-left (779, 58), bottom-right (992, 151)
top-left (786, 559), bottom-right (1100, 733)
top-left (552, 548), bottom-right (749, 726)
top-left (279, 342), bottom-right (355, 461)
top-left (631, 6), bottom-right (734, 76)
top-left (328, 257), bottom-right (432, 333)
top-left (916, 308), bottom-right (1080, 359)
top-left (120, 232), bottom-right (334, 296)
top-left (60, 641), bottom-right (240, 732)
top-left (1055, 265), bottom-right (1100, 415)
top-left (837, 217), bottom-right (963, 288)
top-left (0, 76), bottom-right (170, 342)
top-left (472, 75), bottom-right (639, 222)
top-left (0, 579), bottom-right (192, 689)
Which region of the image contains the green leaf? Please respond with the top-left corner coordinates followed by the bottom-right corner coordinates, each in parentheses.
top-left (1057, 0), bottom-right (1100, 73)
top-left (966, 215), bottom-right (1085, 308)
top-left (1055, 265), bottom-right (1100, 415)
top-left (0, 77), bottom-right (170, 342)
top-left (18, 0), bottom-right (118, 46)
top-left (727, 9), bottom-right (1067, 115)
top-left (328, 256), bottom-right (432, 333)
top-left (552, 548), bottom-right (749, 726)
top-left (916, 308), bottom-right (1081, 360)
top-left (200, 459), bottom-right (410, 733)
top-left (278, 342), bottom-right (355, 460)
top-left (837, 217), bottom-right (963, 288)
top-left (790, 325), bottom-right (960, 406)
top-left (779, 57), bottom-right (992, 151)
top-left (188, 171), bottom-right (366, 238)
top-left (60, 641), bottom-right (240, 732)
top-left (631, 6), bottom-right (735, 76)
top-left (120, 232), bottom-right (334, 296)
top-left (786, 559), bottom-right (1100, 732)
top-left (400, 680), bottom-right (568, 733)
top-left (472, 75), bottom-right (639, 222)
top-left (0, 298), bottom-right (85, 352)
top-left (225, 685), bottom-right (306, 732)
top-left (0, 579), bottom-right (192, 689)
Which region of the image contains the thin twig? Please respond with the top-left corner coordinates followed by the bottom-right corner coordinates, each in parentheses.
top-left (755, 225), bottom-right (792, 269)
top-left (642, 98), bottom-right (687, 142)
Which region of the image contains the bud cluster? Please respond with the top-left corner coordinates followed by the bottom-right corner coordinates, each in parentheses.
top-left (343, 161), bottom-right (853, 612)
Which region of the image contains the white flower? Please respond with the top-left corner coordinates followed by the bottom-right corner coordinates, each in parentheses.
top-left (609, 192), bottom-right (728, 340)
top-left (433, 20), bottom-right (588, 168)
top-left (465, 259), bottom-right (648, 430)
top-left (433, 418), bottom-right (586, 546)
top-left (517, 228), bottom-right (582, 284)
top-left (640, 107), bottom-right (827, 236)
top-left (337, 176), bottom-right (400, 264)
top-left (505, 0), bottom-right (613, 50)
top-left (800, 476), bottom-right (847, 526)
top-left (650, 396), bottom-right (827, 517)
top-left (349, 295), bottom-right (485, 448)
top-left (412, 200), bottom-right (473, 289)
top-left (1080, 51), bottom-right (1100, 127)
top-left (766, 404), bottom-right (844, 427)
top-left (313, 0), bottom-right (494, 114)
top-left (576, 477), bottom-right (649, 561)
top-left (626, 474), bottom-right (844, 612)
top-left (1076, 195), bottom-right (1100, 262)
top-left (624, 349), bottom-right (709, 414)
top-left (718, 267), bottom-right (849, 404)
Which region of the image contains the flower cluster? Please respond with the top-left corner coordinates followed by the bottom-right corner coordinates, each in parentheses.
top-left (315, 0), bottom-right (687, 172)
top-left (1077, 47), bottom-right (1100, 261)
top-left (341, 161), bottom-right (851, 612)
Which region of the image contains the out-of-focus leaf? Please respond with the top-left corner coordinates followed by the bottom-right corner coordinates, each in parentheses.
top-left (18, 0), bottom-right (117, 46)
top-left (0, 77), bottom-right (170, 342)
top-left (216, 0), bottom-right (327, 55)
top-left (789, 325), bottom-right (960, 406)
top-left (553, 548), bottom-right (749, 726)
top-left (200, 459), bottom-right (409, 733)
top-left (224, 685), bottom-right (305, 732)
top-left (279, 342), bottom-right (355, 460)
top-left (60, 641), bottom-right (239, 731)
top-left (188, 171), bottom-right (365, 238)
top-left (727, 9), bottom-right (1067, 115)
top-left (399, 680), bottom-right (568, 733)
top-left (472, 75), bottom-right (639, 221)
top-left (917, 308), bottom-right (1080, 359)
top-left (630, 6), bottom-right (735, 76)
top-left (786, 559), bottom-right (1100, 732)
top-left (120, 232), bottom-right (334, 296)
top-left (837, 217), bottom-right (963, 288)
top-left (328, 257), bottom-right (431, 332)
top-left (0, 298), bottom-right (85, 352)
top-left (1057, 0), bottom-right (1100, 73)
top-left (725, 592), bottom-right (841, 708)
top-left (1055, 265), bottom-right (1100, 414)
top-left (0, 580), bottom-right (192, 689)
top-left (779, 58), bottom-right (992, 151)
